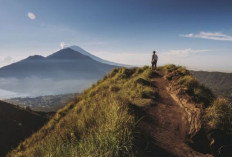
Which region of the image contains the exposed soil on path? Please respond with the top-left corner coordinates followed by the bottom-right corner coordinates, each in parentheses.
top-left (138, 71), bottom-right (212, 157)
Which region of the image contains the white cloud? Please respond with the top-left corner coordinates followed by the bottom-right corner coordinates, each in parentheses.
top-left (92, 48), bottom-right (209, 66)
top-left (161, 48), bottom-right (210, 56)
top-left (84, 41), bottom-right (108, 46)
top-left (0, 56), bottom-right (14, 67)
top-left (93, 51), bottom-right (149, 66)
top-left (60, 42), bottom-right (66, 49)
top-left (180, 32), bottom-right (232, 41)
top-left (27, 12), bottom-right (36, 20)
top-left (3, 56), bottom-right (13, 62)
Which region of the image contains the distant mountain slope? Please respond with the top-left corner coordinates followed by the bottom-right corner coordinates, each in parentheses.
top-left (0, 48), bottom-right (115, 79)
top-left (191, 71), bottom-right (232, 100)
top-left (69, 45), bottom-right (128, 67)
top-left (0, 100), bottom-right (50, 157)
top-left (0, 47), bottom-right (116, 97)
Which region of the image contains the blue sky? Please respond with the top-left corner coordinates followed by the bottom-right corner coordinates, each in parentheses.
top-left (0, 0), bottom-right (232, 71)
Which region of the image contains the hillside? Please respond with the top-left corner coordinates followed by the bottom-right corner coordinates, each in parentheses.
top-left (0, 100), bottom-right (51, 157)
top-left (5, 93), bottom-right (78, 112)
top-left (7, 65), bottom-right (232, 157)
top-left (191, 71), bottom-right (232, 101)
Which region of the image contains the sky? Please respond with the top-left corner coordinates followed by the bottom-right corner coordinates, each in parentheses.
top-left (0, 0), bottom-right (232, 72)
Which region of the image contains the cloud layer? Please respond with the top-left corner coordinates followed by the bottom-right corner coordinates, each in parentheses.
top-left (0, 56), bottom-right (14, 67)
top-left (0, 77), bottom-right (95, 98)
top-left (162, 48), bottom-right (209, 56)
top-left (27, 12), bottom-right (36, 20)
top-left (180, 32), bottom-right (232, 41)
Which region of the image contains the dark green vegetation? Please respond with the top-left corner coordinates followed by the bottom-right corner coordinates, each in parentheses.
top-left (191, 71), bottom-right (232, 101)
top-left (6, 93), bottom-right (78, 112)
top-left (0, 100), bottom-right (51, 157)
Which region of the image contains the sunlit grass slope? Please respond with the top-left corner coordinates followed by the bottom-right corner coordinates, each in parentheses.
top-left (160, 64), bottom-right (232, 132)
top-left (9, 65), bottom-right (231, 157)
top-left (8, 66), bottom-right (156, 157)
top-left (160, 64), bottom-right (215, 108)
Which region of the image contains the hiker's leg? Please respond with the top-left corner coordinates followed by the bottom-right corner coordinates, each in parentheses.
top-left (155, 61), bottom-right (157, 70)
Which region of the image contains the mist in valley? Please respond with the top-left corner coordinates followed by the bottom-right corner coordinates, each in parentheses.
top-left (0, 77), bottom-right (95, 99)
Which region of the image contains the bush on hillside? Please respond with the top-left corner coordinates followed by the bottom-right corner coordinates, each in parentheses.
top-left (206, 98), bottom-right (232, 132)
top-left (176, 75), bottom-right (214, 107)
top-left (161, 65), bottom-right (189, 81)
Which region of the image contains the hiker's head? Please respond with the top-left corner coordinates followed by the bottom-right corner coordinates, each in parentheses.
top-left (153, 51), bottom-right (156, 54)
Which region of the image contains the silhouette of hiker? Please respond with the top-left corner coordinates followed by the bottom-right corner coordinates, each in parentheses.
top-left (151, 50), bottom-right (158, 70)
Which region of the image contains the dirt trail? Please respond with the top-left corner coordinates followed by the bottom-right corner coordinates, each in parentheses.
top-left (140, 71), bottom-right (212, 157)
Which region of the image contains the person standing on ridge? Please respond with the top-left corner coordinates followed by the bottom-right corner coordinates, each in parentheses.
top-left (151, 50), bottom-right (158, 70)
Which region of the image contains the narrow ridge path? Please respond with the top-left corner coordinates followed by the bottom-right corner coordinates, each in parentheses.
top-left (140, 71), bottom-right (212, 157)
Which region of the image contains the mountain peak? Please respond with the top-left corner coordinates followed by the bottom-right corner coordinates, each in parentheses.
top-left (46, 48), bottom-right (90, 60)
top-left (69, 45), bottom-right (128, 67)
top-left (26, 55), bottom-right (45, 60)
top-left (69, 45), bottom-right (85, 52)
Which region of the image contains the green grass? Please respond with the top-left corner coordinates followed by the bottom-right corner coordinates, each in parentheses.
top-left (160, 64), bottom-right (215, 107)
top-left (161, 65), bottom-right (232, 132)
top-left (206, 98), bottom-right (232, 132)
top-left (9, 64), bottom-right (229, 156)
top-left (8, 67), bottom-right (156, 157)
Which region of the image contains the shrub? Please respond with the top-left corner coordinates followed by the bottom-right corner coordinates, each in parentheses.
top-left (177, 75), bottom-right (198, 91)
top-left (193, 84), bottom-right (215, 107)
top-left (141, 68), bottom-right (153, 79)
top-left (109, 85), bottom-right (120, 92)
top-left (206, 98), bottom-right (232, 131)
top-left (161, 64), bottom-right (178, 74)
top-left (115, 68), bottom-right (135, 80)
top-left (141, 88), bottom-right (154, 99)
top-left (107, 68), bottom-right (119, 78)
top-left (135, 78), bottom-right (151, 86)
top-left (161, 65), bottom-right (188, 81)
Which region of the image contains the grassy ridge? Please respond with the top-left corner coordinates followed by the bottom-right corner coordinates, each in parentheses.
top-left (9, 65), bottom-right (231, 156)
top-left (160, 64), bottom-right (215, 108)
top-left (8, 67), bottom-right (155, 157)
top-left (160, 64), bottom-right (232, 132)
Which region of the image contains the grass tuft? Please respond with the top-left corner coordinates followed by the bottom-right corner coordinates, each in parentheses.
top-left (205, 98), bottom-right (232, 132)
